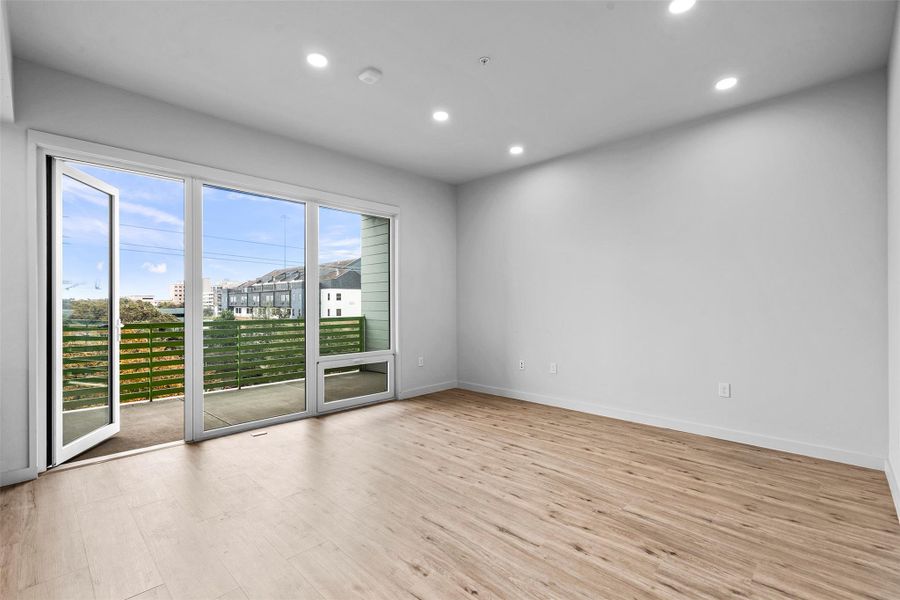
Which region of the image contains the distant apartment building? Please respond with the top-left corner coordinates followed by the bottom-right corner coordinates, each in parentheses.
top-left (169, 279), bottom-right (215, 313)
top-left (223, 258), bottom-right (361, 319)
top-left (201, 278), bottom-right (214, 314)
top-left (226, 266), bottom-right (304, 319)
top-left (124, 294), bottom-right (156, 304)
top-left (169, 281), bottom-right (185, 304)
top-left (211, 279), bottom-right (241, 316)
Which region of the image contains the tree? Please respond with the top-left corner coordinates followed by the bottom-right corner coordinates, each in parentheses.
top-left (67, 298), bottom-right (178, 324)
top-left (157, 300), bottom-right (184, 308)
top-left (216, 309), bottom-right (235, 321)
top-left (68, 299), bottom-right (108, 323)
top-left (121, 299), bottom-right (178, 323)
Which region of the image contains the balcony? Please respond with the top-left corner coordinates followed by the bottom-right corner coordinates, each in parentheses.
top-left (62, 316), bottom-right (382, 460)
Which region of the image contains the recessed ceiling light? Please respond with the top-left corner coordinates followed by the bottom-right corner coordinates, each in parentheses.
top-left (714, 76), bottom-right (738, 91)
top-left (432, 110), bottom-right (450, 123)
top-left (509, 145), bottom-right (524, 156)
top-left (668, 0), bottom-right (696, 15)
top-left (306, 53), bottom-right (328, 68)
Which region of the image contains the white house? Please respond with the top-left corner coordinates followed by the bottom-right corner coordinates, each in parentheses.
top-left (320, 288), bottom-right (360, 318)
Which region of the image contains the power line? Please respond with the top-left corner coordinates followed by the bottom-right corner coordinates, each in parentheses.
top-left (121, 223), bottom-right (305, 250)
top-left (119, 247), bottom-right (301, 267)
top-left (120, 241), bottom-right (302, 264)
top-left (280, 214), bottom-right (288, 269)
top-left (78, 240), bottom-right (353, 272)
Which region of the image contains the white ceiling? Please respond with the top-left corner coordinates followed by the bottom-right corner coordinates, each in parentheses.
top-left (8, 1), bottom-right (897, 184)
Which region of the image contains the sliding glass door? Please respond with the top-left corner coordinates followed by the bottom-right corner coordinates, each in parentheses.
top-left (193, 188), bottom-right (395, 435)
top-left (48, 149), bottom-right (397, 460)
top-left (199, 185), bottom-right (308, 432)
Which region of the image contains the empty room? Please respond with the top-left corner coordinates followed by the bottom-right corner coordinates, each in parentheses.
top-left (2, 0), bottom-right (900, 598)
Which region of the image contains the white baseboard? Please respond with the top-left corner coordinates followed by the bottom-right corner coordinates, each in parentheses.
top-left (886, 459), bottom-right (900, 525)
top-left (399, 380), bottom-right (458, 400)
top-left (1, 466), bottom-right (37, 487)
top-left (458, 381), bottom-right (885, 470)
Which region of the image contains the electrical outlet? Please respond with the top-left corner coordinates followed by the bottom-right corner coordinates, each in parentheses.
top-left (518, 360), bottom-right (526, 370)
top-left (718, 382), bottom-right (731, 398)
top-left (550, 362), bottom-right (558, 374)
top-left (417, 356), bottom-right (424, 367)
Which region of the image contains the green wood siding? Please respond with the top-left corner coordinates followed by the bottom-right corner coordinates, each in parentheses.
top-left (360, 215), bottom-right (391, 351)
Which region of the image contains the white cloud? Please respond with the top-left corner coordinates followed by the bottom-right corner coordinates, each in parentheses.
top-left (96, 261), bottom-right (104, 271)
top-left (323, 237), bottom-right (360, 249)
top-left (62, 177), bottom-right (183, 227)
top-left (142, 262), bottom-right (168, 274)
top-left (62, 216), bottom-right (108, 243)
top-left (318, 235), bottom-right (361, 263)
top-left (121, 202), bottom-right (183, 227)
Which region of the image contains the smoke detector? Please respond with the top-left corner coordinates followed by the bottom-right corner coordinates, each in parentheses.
top-left (358, 67), bottom-right (383, 85)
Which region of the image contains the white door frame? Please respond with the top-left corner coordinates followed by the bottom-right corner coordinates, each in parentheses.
top-left (188, 182), bottom-right (316, 441)
top-left (28, 130), bottom-right (400, 473)
top-left (50, 160), bottom-right (122, 465)
top-left (315, 213), bottom-right (398, 413)
top-left (189, 183), bottom-right (398, 440)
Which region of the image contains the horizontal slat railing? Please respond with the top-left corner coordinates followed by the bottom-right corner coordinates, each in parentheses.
top-left (60, 321), bottom-right (113, 410)
top-left (62, 316), bottom-right (365, 408)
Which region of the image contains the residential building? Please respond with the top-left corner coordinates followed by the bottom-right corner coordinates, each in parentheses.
top-left (222, 259), bottom-right (362, 319)
top-left (320, 258), bottom-right (362, 317)
top-left (169, 281), bottom-right (184, 304)
top-left (170, 278), bottom-right (214, 313)
top-left (124, 294), bottom-right (156, 304)
top-left (224, 266), bottom-right (305, 319)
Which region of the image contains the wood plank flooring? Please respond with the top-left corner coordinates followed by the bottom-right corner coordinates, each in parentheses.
top-left (2, 388), bottom-right (899, 599)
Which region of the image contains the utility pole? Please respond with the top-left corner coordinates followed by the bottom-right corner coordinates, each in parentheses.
top-left (280, 214), bottom-right (287, 268)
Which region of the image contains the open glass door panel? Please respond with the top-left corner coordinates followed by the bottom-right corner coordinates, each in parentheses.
top-left (52, 160), bottom-right (121, 465)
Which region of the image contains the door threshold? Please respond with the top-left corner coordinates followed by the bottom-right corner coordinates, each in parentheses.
top-left (49, 440), bottom-right (185, 473)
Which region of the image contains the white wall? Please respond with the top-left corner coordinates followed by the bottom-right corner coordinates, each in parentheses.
top-left (0, 122), bottom-right (28, 482)
top-left (0, 1), bottom-right (13, 123)
top-left (458, 70), bottom-right (888, 468)
top-left (0, 60), bottom-right (458, 483)
top-left (886, 10), bottom-right (900, 519)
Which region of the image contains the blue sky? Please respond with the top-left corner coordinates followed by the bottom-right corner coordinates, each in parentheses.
top-left (63, 162), bottom-right (361, 300)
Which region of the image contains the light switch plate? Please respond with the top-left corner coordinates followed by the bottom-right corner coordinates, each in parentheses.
top-left (718, 383), bottom-right (731, 398)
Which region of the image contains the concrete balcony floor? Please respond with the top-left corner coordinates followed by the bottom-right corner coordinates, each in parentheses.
top-left (64, 370), bottom-right (387, 462)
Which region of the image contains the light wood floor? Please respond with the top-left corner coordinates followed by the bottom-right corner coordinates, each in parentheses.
top-left (2, 389), bottom-right (899, 599)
